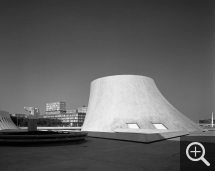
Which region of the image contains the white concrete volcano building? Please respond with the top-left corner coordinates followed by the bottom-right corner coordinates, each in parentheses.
top-left (82, 75), bottom-right (202, 137)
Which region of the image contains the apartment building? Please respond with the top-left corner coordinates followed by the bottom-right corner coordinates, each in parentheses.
top-left (43, 102), bottom-right (87, 127)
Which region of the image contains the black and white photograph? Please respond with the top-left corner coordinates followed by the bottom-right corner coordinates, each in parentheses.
top-left (0, 0), bottom-right (214, 171)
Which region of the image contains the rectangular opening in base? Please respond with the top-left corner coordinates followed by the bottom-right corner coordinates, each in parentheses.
top-left (127, 123), bottom-right (140, 129)
top-left (152, 123), bottom-right (168, 129)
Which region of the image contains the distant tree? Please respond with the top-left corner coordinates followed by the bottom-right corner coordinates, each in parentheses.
top-left (10, 116), bottom-right (28, 126)
top-left (19, 118), bottom-right (28, 127)
top-left (37, 118), bottom-right (64, 127)
top-left (10, 116), bottom-right (65, 127)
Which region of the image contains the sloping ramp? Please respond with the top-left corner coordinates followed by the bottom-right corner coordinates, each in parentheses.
top-left (85, 129), bottom-right (188, 143)
top-left (0, 111), bottom-right (19, 130)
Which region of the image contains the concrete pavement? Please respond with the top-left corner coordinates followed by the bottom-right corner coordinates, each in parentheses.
top-left (0, 137), bottom-right (180, 171)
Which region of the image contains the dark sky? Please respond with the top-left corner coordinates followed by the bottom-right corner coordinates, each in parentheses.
top-left (0, 0), bottom-right (214, 122)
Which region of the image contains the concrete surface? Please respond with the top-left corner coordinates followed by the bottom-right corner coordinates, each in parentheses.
top-left (85, 130), bottom-right (188, 143)
top-left (0, 111), bottom-right (19, 130)
top-left (1, 132), bottom-right (215, 171)
top-left (28, 119), bottom-right (37, 131)
top-left (0, 137), bottom-right (181, 171)
top-left (113, 128), bottom-right (188, 134)
top-left (82, 75), bottom-right (202, 132)
top-left (0, 131), bottom-right (87, 143)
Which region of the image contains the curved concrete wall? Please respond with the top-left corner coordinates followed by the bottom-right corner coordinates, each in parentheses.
top-left (82, 75), bottom-right (202, 132)
top-left (0, 111), bottom-right (19, 130)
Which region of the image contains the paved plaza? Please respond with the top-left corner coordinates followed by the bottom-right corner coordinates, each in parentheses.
top-left (0, 137), bottom-right (181, 171)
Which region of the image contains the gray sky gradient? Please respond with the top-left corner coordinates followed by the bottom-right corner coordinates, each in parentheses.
top-left (0, 0), bottom-right (214, 122)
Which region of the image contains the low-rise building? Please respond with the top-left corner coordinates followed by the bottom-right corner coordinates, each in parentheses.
top-left (77, 106), bottom-right (88, 113)
top-left (43, 103), bottom-right (87, 127)
top-left (46, 101), bottom-right (66, 114)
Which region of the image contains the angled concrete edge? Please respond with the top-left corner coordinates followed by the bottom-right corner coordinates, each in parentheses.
top-left (113, 128), bottom-right (186, 134)
top-left (83, 130), bottom-right (189, 143)
top-left (0, 111), bottom-right (19, 130)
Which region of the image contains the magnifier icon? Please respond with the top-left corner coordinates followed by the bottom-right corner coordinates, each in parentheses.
top-left (186, 142), bottom-right (210, 166)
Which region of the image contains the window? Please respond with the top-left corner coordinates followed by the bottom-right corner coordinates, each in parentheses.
top-left (152, 123), bottom-right (167, 129)
top-left (127, 123), bottom-right (140, 129)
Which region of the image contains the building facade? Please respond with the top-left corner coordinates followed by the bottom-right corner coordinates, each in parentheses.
top-left (77, 106), bottom-right (88, 113)
top-left (44, 102), bottom-right (87, 127)
top-left (46, 101), bottom-right (66, 114)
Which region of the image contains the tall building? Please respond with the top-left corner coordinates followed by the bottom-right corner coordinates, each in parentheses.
top-left (46, 101), bottom-right (66, 114)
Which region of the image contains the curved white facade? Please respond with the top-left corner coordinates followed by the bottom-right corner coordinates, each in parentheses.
top-left (82, 75), bottom-right (202, 132)
top-left (0, 111), bottom-right (19, 130)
